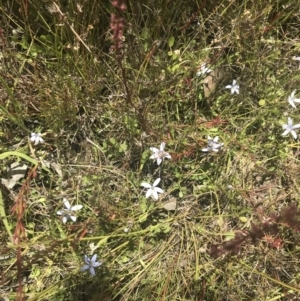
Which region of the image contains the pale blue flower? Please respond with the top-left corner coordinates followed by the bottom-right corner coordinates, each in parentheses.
top-left (150, 142), bottom-right (171, 165)
top-left (80, 254), bottom-right (102, 276)
top-left (202, 136), bottom-right (223, 153)
top-left (30, 133), bottom-right (44, 145)
top-left (141, 178), bottom-right (164, 200)
top-left (57, 198), bottom-right (83, 224)
top-left (225, 80), bottom-right (239, 94)
top-left (282, 117), bottom-right (300, 139)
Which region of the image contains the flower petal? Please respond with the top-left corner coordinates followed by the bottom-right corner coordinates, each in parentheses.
top-left (152, 190), bottom-right (159, 200)
top-left (145, 189), bottom-right (152, 199)
top-left (62, 216), bottom-right (68, 224)
top-left (155, 187), bottom-right (164, 194)
top-left (150, 147), bottom-right (159, 153)
top-left (84, 255), bottom-right (90, 264)
top-left (141, 182), bottom-right (151, 188)
top-left (156, 158), bottom-right (162, 165)
top-left (288, 99), bottom-right (296, 108)
top-left (91, 254), bottom-right (97, 263)
top-left (225, 85), bottom-right (232, 89)
top-left (282, 129), bottom-right (290, 136)
top-left (93, 261), bottom-right (102, 268)
top-left (153, 178), bottom-right (161, 187)
top-left (292, 130), bottom-right (297, 139)
top-left (292, 123), bottom-right (300, 129)
top-left (165, 153), bottom-right (171, 159)
top-left (63, 198), bottom-right (71, 209)
top-left (71, 205), bottom-right (83, 211)
top-left (80, 265), bottom-right (90, 272)
top-left (89, 267), bottom-right (96, 276)
top-left (70, 215), bottom-right (77, 222)
top-left (160, 142), bottom-right (165, 151)
top-left (57, 210), bottom-right (63, 215)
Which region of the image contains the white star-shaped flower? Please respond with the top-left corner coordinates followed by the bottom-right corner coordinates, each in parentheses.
top-left (282, 117), bottom-right (300, 139)
top-left (196, 63), bottom-right (212, 76)
top-left (287, 90), bottom-right (300, 108)
top-left (202, 136), bottom-right (224, 153)
top-left (225, 80), bottom-right (239, 94)
top-left (57, 198), bottom-right (83, 223)
top-left (30, 133), bottom-right (44, 145)
top-left (141, 178), bottom-right (164, 200)
top-left (150, 142), bottom-right (171, 165)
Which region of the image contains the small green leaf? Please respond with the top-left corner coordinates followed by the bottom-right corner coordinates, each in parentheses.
top-left (258, 99), bottom-right (266, 106)
top-left (161, 224), bottom-right (171, 233)
top-left (170, 64), bottom-right (180, 72)
top-left (140, 198), bottom-right (148, 213)
top-left (141, 28), bottom-right (148, 39)
top-left (122, 256), bottom-right (129, 263)
top-left (109, 137), bottom-right (116, 145)
top-left (139, 213), bottom-right (148, 222)
top-left (119, 142), bottom-right (127, 152)
top-left (168, 36), bottom-right (175, 47)
top-left (97, 237), bottom-right (108, 247)
top-left (239, 216), bottom-right (248, 223)
top-left (55, 221), bottom-right (67, 239)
